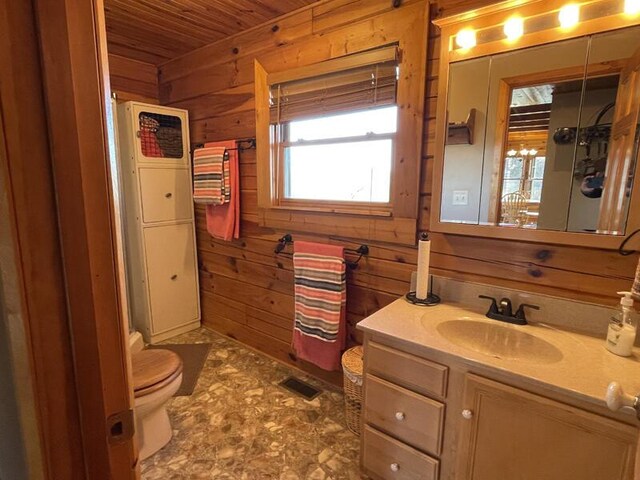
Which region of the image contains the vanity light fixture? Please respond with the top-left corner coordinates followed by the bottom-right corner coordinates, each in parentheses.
top-left (504, 16), bottom-right (524, 41)
top-left (445, 0), bottom-right (639, 54)
top-left (520, 148), bottom-right (530, 156)
top-left (507, 149), bottom-right (517, 156)
top-left (559, 4), bottom-right (580, 28)
top-left (455, 28), bottom-right (477, 49)
top-left (625, 0), bottom-right (640, 15)
top-left (529, 148), bottom-right (538, 156)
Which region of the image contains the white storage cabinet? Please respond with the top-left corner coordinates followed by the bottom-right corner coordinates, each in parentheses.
top-left (116, 101), bottom-right (200, 343)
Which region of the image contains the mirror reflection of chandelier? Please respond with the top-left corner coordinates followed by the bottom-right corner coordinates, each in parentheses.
top-left (507, 146), bottom-right (538, 157)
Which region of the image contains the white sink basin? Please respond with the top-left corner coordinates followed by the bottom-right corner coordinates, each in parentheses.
top-left (436, 319), bottom-right (563, 364)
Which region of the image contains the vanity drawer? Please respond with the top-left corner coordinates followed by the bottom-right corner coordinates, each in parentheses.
top-left (139, 167), bottom-right (193, 223)
top-left (367, 342), bottom-right (448, 398)
top-left (365, 374), bottom-right (444, 456)
top-left (362, 425), bottom-right (439, 480)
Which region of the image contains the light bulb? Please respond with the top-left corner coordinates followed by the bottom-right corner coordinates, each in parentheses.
top-left (520, 148), bottom-right (529, 156)
top-left (456, 28), bottom-right (477, 49)
top-left (529, 148), bottom-right (538, 156)
top-left (559, 4), bottom-right (580, 28)
top-left (504, 16), bottom-right (524, 41)
top-left (624, 0), bottom-right (640, 14)
top-left (507, 149), bottom-right (517, 156)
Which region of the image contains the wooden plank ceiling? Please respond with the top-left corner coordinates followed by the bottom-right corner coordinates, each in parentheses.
top-left (104, 0), bottom-right (319, 65)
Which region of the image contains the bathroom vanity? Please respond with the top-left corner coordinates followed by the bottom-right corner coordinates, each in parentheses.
top-left (358, 298), bottom-right (640, 480)
top-left (384, 2), bottom-right (640, 475)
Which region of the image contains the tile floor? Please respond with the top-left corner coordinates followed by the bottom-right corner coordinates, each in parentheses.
top-left (140, 328), bottom-right (365, 479)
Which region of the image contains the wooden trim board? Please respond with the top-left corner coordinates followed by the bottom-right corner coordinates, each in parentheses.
top-left (32, 0), bottom-right (139, 477)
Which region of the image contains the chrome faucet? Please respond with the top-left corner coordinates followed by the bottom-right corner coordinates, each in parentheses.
top-left (478, 295), bottom-right (539, 325)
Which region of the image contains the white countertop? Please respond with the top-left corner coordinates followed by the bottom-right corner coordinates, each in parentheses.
top-left (357, 298), bottom-right (640, 413)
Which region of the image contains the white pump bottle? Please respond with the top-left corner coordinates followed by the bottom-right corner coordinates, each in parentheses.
top-left (605, 291), bottom-right (638, 357)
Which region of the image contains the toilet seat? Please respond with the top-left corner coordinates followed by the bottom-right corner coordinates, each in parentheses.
top-left (132, 349), bottom-right (183, 398)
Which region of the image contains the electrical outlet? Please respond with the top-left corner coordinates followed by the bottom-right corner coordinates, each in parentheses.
top-left (452, 190), bottom-right (469, 206)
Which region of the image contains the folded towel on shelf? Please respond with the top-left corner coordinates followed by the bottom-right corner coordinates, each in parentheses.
top-left (202, 140), bottom-right (240, 241)
top-left (156, 126), bottom-right (184, 158)
top-left (193, 146), bottom-right (230, 205)
top-left (139, 114), bottom-right (163, 157)
top-left (292, 241), bottom-right (347, 371)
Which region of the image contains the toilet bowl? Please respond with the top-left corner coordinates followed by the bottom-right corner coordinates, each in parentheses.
top-left (132, 349), bottom-right (183, 460)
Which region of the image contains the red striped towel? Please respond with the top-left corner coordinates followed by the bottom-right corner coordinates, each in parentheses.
top-left (193, 146), bottom-right (231, 205)
top-left (203, 140), bottom-right (240, 241)
top-left (292, 241), bottom-right (346, 371)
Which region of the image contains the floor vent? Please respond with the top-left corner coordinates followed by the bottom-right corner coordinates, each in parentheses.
top-left (279, 376), bottom-right (322, 400)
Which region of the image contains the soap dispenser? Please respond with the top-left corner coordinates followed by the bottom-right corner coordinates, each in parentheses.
top-left (606, 292), bottom-right (638, 357)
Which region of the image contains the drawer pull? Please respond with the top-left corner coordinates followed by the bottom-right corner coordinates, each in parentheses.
top-left (165, 192), bottom-right (173, 198)
top-left (462, 409), bottom-right (474, 420)
top-left (390, 462), bottom-right (400, 472)
top-left (395, 411), bottom-right (406, 421)
top-left (170, 274), bottom-right (178, 280)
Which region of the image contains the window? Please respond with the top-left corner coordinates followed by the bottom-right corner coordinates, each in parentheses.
top-left (268, 46), bottom-right (399, 209)
top-left (283, 107), bottom-right (397, 203)
top-left (501, 153), bottom-right (546, 202)
top-left (253, 26), bottom-right (429, 246)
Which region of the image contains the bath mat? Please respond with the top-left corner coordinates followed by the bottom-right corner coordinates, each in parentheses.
top-left (147, 343), bottom-right (211, 396)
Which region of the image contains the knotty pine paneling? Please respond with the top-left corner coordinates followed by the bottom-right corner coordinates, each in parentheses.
top-left (108, 54), bottom-right (158, 103)
top-left (104, 0), bottom-right (319, 65)
top-left (159, 0), bottom-right (639, 384)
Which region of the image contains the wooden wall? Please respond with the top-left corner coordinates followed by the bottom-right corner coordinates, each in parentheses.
top-left (158, 0), bottom-right (640, 384)
top-left (108, 53), bottom-right (158, 103)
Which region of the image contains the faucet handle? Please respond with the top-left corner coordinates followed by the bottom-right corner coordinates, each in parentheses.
top-left (478, 295), bottom-right (499, 314)
top-left (515, 303), bottom-right (539, 321)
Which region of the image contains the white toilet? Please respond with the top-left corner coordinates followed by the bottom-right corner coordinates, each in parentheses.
top-left (131, 349), bottom-right (183, 460)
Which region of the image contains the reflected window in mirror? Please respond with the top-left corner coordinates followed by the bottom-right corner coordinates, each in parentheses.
top-left (501, 85), bottom-right (551, 227)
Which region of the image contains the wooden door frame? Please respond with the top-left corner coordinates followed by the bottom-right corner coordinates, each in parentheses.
top-left (1, 0), bottom-right (137, 478)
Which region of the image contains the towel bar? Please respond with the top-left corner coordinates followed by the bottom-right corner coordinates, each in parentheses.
top-left (274, 234), bottom-right (369, 270)
top-left (191, 138), bottom-right (256, 154)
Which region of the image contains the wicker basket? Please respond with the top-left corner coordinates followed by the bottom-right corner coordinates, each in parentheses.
top-left (342, 346), bottom-right (364, 436)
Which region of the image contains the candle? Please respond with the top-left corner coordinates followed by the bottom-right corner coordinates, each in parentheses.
top-left (416, 233), bottom-right (431, 300)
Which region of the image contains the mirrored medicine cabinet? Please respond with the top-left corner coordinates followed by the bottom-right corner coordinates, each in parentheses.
top-left (431, 0), bottom-right (640, 249)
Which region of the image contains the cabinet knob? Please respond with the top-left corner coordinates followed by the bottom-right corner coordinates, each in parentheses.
top-left (390, 463), bottom-right (400, 472)
top-left (462, 409), bottom-right (474, 420)
top-left (395, 411), bottom-right (406, 421)
top-left (165, 192), bottom-right (173, 198)
top-left (171, 274), bottom-right (178, 280)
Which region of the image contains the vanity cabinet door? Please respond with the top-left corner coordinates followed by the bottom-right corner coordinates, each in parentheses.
top-left (457, 374), bottom-right (637, 480)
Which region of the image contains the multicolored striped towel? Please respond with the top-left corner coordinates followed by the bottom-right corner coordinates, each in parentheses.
top-left (193, 146), bottom-right (231, 205)
top-left (293, 244), bottom-right (346, 343)
top-left (292, 242), bottom-right (346, 371)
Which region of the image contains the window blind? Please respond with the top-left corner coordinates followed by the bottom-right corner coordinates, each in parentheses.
top-left (269, 46), bottom-right (399, 124)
